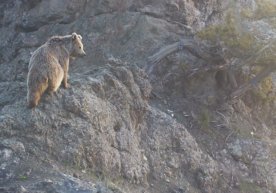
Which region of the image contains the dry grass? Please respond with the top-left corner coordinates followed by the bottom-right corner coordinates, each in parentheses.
top-left (255, 0), bottom-right (276, 19)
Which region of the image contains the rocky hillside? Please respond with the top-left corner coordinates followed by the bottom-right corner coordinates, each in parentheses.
top-left (0, 0), bottom-right (275, 193)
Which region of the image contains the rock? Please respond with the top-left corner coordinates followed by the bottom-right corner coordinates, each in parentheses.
top-left (227, 139), bottom-right (243, 160)
top-left (0, 0), bottom-right (275, 193)
top-left (141, 108), bottom-right (220, 192)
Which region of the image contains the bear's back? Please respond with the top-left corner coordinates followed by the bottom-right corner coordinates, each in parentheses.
top-left (29, 43), bottom-right (60, 71)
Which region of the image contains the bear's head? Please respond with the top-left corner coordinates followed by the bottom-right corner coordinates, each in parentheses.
top-left (71, 32), bottom-right (86, 57)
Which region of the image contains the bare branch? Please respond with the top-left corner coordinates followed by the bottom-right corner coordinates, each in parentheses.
top-left (230, 64), bottom-right (276, 100)
top-left (148, 38), bottom-right (225, 66)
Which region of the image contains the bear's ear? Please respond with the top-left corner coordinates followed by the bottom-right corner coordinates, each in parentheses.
top-left (72, 32), bottom-right (77, 40)
top-left (77, 34), bottom-right (82, 40)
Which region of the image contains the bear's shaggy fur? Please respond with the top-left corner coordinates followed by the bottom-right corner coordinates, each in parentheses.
top-left (27, 32), bottom-right (86, 108)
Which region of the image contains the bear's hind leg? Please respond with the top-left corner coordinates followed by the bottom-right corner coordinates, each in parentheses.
top-left (27, 76), bottom-right (48, 108)
top-left (27, 91), bottom-right (40, 108)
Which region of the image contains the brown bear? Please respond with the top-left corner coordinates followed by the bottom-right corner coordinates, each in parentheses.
top-left (27, 32), bottom-right (86, 108)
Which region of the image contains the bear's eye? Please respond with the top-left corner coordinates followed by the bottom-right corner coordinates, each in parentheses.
top-left (79, 46), bottom-right (81, 49)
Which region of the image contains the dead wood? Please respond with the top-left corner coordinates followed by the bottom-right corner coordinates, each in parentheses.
top-left (230, 64), bottom-right (276, 100)
top-left (148, 38), bottom-right (225, 66)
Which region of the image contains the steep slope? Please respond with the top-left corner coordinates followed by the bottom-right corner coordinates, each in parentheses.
top-left (0, 1), bottom-right (275, 193)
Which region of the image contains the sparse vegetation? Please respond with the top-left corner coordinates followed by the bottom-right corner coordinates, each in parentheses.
top-left (199, 109), bottom-right (211, 129)
top-left (251, 75), bottom-right (275, 103)
top-left (196, 3), bottom-right (276, 102)
top-left (18, 175), bottom-right (28, 181)
top-left (196, 11), bottom-right (256, 57)
top-left (255, 0), bottom-right (276, 19)
top-left (240, 0), bottom-right (276, 19)
top-left (239, 180), bottom-right (262, 193)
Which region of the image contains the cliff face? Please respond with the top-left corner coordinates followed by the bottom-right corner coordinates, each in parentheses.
top-left (0, 1), bottom-right (275, 193)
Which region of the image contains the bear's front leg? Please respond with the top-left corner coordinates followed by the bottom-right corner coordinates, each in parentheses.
top-left (62, 59), bottom-right (70, 88)
top-left (63, 73), bottom-right (70, 88)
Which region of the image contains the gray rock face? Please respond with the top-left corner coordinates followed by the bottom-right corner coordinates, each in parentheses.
top-left (0, 0), bottom-right (275, 193)
top-left (142, 108), bottom-right (219, 192)
top-left (0, 58), bottom-right (219, 192)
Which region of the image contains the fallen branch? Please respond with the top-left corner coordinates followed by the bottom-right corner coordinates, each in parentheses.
top-left (230, 64), bottom-right (276, 100)
top-left (148, 38), bottom-right (225, 66)
top-left (235, 40), bottom-right (276, 68)
top-left (148, 41), bottom-right (189, 65)
top-left (188, 64), bottom-right (228, 78)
